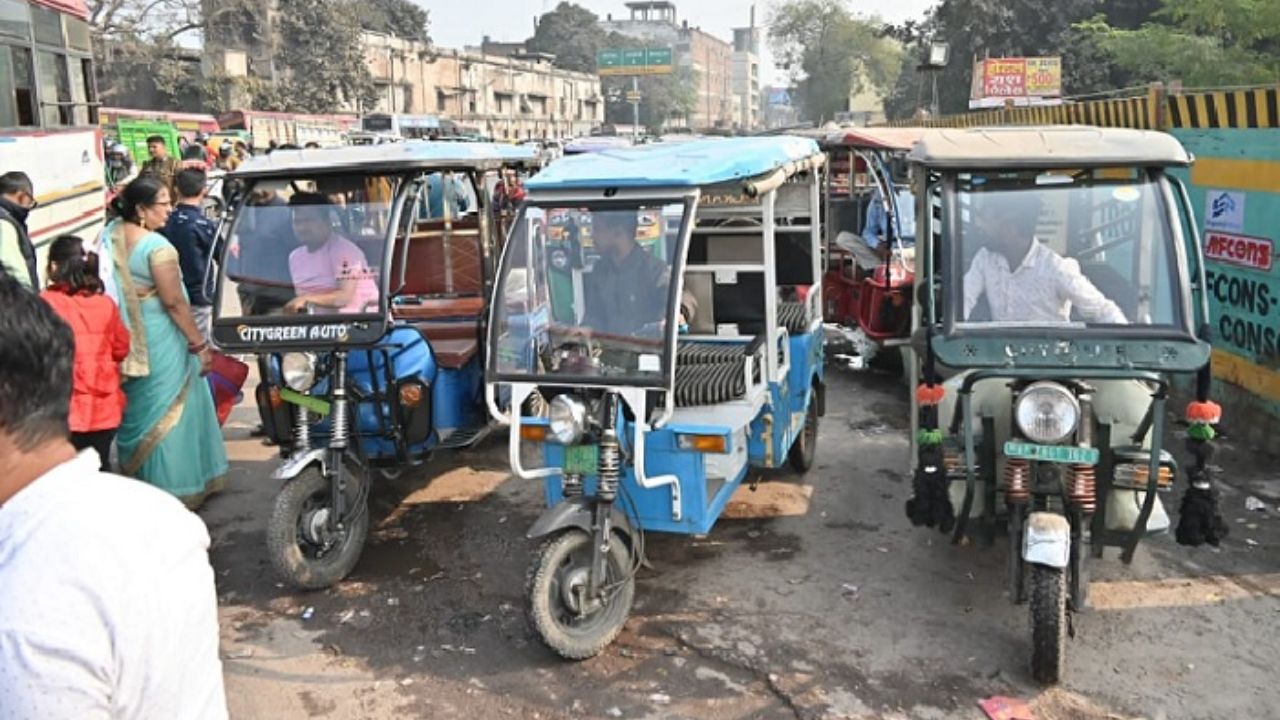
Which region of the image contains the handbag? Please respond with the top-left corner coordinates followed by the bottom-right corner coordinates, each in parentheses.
top-left (206, 350), bottom-right (249, 426)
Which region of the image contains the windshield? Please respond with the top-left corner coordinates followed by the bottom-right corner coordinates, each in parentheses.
top-left (218, 174), bottom-right (401, 319)
top-left (952, 168), bottom-right (1184, 330)
top-left (490, 201), bottom-right (690, 384)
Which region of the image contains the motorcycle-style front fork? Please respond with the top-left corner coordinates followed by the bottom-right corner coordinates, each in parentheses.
top-left (327, 352), bottom-right (350, 533)
top-left (587, 393), bottom-right (622, 604)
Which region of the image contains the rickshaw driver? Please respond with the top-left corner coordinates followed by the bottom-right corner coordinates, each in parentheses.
top-left (581, 211), bottom-right (696, 337)
top-left (283, 193), bottom-right (380, 315)
top-left (962, 194), bottom-right (1127, 324)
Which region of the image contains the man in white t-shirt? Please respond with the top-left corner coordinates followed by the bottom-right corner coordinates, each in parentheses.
top-left (0, 269), bottom-right (227, 720)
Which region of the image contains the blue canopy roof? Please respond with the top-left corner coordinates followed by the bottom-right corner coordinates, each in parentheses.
top-left (527, 136), bottom-right (823, 191)
top-left (233, 141), bottom-right (539, 178)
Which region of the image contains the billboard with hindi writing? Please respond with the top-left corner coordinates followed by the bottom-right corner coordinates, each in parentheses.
top-left (970, 57), bottom-right (1062, 108)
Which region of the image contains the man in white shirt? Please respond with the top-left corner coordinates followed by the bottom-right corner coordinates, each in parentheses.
top-left (0, 270), bottom-right (227, 720)
top-left (962, 194), bottom-right (1127, 324)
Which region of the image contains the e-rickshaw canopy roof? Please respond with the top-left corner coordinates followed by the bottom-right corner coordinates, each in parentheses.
top-left (908, 126), bottom-right (1192, 169)
top-left (822, 127), bottom-right (929, 152)
top-left (526, 136), bottom-right (825, 191)
top-left (230, 141), bottom-right (540, 179)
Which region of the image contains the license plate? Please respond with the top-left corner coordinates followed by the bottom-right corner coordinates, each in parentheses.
top-left (279, 387), bottom-right (330, 416)
top-left (1004, 441), bottom-right (1099, 465)
top-left (564, 445), bottom-right (599, 475)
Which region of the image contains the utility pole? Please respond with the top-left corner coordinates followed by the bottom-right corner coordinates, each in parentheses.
top-left (632, 75), bottom-right (640, 142)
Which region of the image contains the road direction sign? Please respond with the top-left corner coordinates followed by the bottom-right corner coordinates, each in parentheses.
top-left (597, 47), bottom-right (674, 76)
top-left (625, 91), bottom-right (643, 102)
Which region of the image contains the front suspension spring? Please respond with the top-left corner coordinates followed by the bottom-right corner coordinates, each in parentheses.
top-left (563, 473), bottom-right (583, 498)
top-left (293, 404), bottom-right (310, 451)
top-left (1069, 463), bottom-right (1097, 513)
top-left (597, 436), bottom-right (621, 501)
top-left (1005, 458), bottom-right (1031, 504)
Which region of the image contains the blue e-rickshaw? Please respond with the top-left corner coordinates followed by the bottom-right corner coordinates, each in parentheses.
top-left (485, 137), bottom-right (828, 658)
top-left (211, 142), bottom-right (539, 589)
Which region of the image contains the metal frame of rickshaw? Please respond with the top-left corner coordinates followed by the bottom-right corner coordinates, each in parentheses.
top-left (903, 125), bottom-right (1214, 682)
top-left (483, 136), bottom-right (828, 659)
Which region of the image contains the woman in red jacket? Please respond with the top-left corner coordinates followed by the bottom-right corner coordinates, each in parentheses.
top-left (40, 235), bottom-right (131, 470)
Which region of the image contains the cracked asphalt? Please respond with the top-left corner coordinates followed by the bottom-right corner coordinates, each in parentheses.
top-left (203, 365), bottom-right (1280, 719)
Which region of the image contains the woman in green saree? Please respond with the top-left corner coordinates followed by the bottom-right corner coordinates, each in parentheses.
top-left (104, 177), bottom-right (227, 509)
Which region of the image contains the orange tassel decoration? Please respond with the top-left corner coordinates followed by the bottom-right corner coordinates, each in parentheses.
top-left (916, 383), bottom-right (945, 406)
top-left (1186, 400), bottom-right (1222, 425)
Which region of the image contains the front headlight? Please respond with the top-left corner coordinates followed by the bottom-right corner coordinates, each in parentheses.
top-left (281, 352), bottom-right (317, 392)
top-left (1014, 382), bottom-right (1080, 444)
top-left (548, 395), bottom-right (587, 445)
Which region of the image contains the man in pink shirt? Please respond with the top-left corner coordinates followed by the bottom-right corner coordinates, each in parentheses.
top-left (284, 193), bottom-right (380, 314)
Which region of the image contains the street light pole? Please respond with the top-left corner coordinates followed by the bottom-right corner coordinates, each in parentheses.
top-left (632, 75), bottom-right (639, 142)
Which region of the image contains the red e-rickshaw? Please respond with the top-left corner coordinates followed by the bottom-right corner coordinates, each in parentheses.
top-left (813, 127), bottom-right (928, 368)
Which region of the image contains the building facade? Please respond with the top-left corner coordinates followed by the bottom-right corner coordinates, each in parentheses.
top-left (601, 1), bottom-right (737, 130)
top-left (202, 0), bottom-right (603, 140)
top-left (362, 33), bottom-right (603, 140)
top-left (731, 21), bottom-right (761, 130)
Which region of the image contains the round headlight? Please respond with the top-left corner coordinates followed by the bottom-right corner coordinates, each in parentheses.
top-left (547, 395), bottom-right (587, 445)
top-left (1015, 382), bottom-right (1080, 444)
top-left (281, 352), bottom-right (317, 392)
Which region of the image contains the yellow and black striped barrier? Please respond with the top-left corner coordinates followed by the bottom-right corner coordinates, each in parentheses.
top-left (884, 85), bottom-right (1280, 131)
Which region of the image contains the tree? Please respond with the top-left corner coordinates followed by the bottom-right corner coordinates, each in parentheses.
top-left (768, 0), bottom-right (903, 124)
top-left (604, 65), bottom-right (699, 131)
top-left (356, 0), bottom-right (431, 44)
top-left (256, 0), bottom-right (379, 113)
top-left (528, 2), bottom-right (609, 73)
top-left (1081, 0), bottom-right (1280, 86)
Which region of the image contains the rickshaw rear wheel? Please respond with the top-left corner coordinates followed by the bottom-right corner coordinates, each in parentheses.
top-left (267, 465), bottom-right (369, 590)
top-left (1029, 563), bottom-right (1067, 684)
top-left (525, 529), bottom-right (635, 660)
top-left (788, 396), bottom-right (819, 473)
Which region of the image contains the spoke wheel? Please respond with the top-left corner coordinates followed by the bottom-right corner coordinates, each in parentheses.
top-left (267, 464), bottom-right (369, 590)
top-left (1029, 563), bottom-right (1067, 684)
top-left (788, 396), bottom-right (819, 473)
top-left (525, 530), bottom-right (634, 660)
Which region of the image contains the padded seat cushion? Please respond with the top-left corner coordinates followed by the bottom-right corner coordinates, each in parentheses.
top-left (674, 361), bottom-right (748, 407)
top-left (431, 338), bottom-right (479, 369)
top-left (392, 296), bottom-right (486, 321)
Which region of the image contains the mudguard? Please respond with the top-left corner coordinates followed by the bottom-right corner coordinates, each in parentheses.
top-left (270, 448), bottom-right (328, 482)
top-left (527, 497), bottom-right (636, 546)
top-left (1023, 512), bottom-right (1071, 569)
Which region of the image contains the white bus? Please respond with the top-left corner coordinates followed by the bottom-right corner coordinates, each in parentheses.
top-left (360, 113), bottom-right (441, 140)
top-left (0, 0), bottom-right (104, 278)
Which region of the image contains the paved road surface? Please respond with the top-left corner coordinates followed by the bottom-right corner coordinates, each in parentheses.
top-left (203, 367), bottom-right (1280, 719)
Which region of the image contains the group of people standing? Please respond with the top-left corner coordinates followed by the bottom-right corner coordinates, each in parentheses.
top-left (0, 158), bottom-right (228, 509)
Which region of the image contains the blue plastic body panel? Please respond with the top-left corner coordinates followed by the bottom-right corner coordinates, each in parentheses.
top-left (526, 136), bottom-right (822, 191)
top-left (531, 326), bottom-right (825, 535)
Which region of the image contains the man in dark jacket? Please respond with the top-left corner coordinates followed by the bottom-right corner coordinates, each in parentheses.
top-left (162, 168), bottom-right (217, 338)
top-left (0, 172), bottom-right (38, 289)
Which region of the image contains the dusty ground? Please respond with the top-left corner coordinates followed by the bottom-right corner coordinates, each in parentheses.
top-left (202, 366), bottom-right (1280, 720)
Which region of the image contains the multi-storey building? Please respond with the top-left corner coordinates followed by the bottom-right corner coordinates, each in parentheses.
top-left (731, 16), bottom-right (761, 130)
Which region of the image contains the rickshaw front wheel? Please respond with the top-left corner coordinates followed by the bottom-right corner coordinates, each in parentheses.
top-left (525, 529), bottom-right (635, 660)
top-left (788, 396), bottom-right (820, 473)
top-left (1029, 563), bottom-right (1067, 684)
top-left (267, 465), bottom-right (370, 590)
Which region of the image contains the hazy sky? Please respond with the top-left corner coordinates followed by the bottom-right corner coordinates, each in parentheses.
top-left (419, 0), bottom-right (937, 85)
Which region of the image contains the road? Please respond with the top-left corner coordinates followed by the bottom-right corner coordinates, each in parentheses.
top-left (202, 366), bottom-right (1280, 720)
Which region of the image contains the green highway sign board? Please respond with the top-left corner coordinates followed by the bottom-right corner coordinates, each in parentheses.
top-left (596, 47), bottom-right (674, 76)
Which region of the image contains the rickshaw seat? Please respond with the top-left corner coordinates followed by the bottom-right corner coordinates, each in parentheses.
top-left (389, 217), bottom-right (484, 297)
top-left (391, 296), bottom-right (486, 320)
top-left (428, 338), bottom-right (479, 369)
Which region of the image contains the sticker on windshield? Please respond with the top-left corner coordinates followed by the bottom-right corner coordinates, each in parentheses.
top-left (638, 354), bottom-right (660, 372)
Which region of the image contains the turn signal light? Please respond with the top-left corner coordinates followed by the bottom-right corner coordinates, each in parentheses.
top-left (267, 386), bottom-right (283, 409)
top-left (677, 434), bottom-right (728, 453)
top-left (521, 425), bottom-right (549, 442)
top-left (398, 383), bottom-right (425, 408)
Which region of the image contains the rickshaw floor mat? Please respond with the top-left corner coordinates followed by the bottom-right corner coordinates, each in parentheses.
top-left (778, 301), bottom-right (810, 335)
top-left (674, 361), bottom-right (750, 407)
